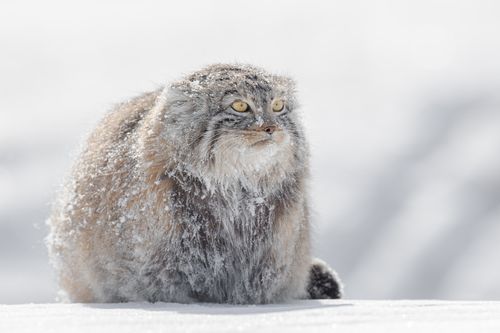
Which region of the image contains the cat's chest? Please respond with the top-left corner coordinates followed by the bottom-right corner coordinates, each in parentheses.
top-left (171, 188), bottom-right (276, 243)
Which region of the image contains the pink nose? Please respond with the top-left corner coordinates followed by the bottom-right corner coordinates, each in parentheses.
top-left (261, 125), bottom-right (277, 135)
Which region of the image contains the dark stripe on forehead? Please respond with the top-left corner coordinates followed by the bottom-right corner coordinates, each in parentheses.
top-left (223, 89), bottom-right (239, 97)
top-left (246, 82), bottom-right (273, 105)
top-left (253, 82), bottom-right (273, 94)
top-left (245, 75), bottom-right (272, 93)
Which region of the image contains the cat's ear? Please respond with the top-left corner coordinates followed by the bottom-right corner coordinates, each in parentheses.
top-left (165, 87), bottom-right (195, 115)
top-left (165, 86), bottom-right (208, 117)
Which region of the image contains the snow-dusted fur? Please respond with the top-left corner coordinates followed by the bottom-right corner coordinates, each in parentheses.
top-left (47, 64), bottom-right (340, 304)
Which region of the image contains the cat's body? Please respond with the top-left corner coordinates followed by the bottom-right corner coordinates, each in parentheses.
top-left (47, 64), bottom-right (341, 303)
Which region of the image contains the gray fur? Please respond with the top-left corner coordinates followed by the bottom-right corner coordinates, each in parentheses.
top-left (47, 64), bottom-right (341, 304)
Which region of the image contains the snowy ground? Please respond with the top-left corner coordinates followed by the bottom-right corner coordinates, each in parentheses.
top-left (2, 300), bottom-right (500, 333)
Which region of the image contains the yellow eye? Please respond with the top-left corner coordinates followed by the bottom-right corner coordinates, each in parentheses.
top-left (272, 99), bottom-right (285, 112)
top-left (231, 100), bottom-right (248, 112)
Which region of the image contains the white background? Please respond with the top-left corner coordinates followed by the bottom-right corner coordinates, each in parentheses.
top-left (1, 0), bottom-right (500, 303)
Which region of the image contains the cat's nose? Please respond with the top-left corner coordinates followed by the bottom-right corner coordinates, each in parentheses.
top-left (261, 125), bottom-right (277, 135)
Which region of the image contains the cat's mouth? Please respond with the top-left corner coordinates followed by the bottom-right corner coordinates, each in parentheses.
top-left (244, 129), bottom-right (286, 147)
top-left (251, 136), bottom-right (273, 147)
top-left (208, 128), bottom-right (292, 178)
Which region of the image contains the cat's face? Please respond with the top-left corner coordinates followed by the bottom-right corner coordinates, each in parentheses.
top-left (162, 64), bottom-right (307, 187)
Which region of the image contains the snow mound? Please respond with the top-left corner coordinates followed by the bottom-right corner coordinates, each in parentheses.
top-left (1, 300), bottom-right (500, 332)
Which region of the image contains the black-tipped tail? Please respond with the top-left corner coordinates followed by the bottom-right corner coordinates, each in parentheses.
top-left (307, 258), bottom-right (343, 299)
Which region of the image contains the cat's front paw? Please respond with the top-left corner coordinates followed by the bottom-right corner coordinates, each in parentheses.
top-left (307, 258), bottom-right (343, 299)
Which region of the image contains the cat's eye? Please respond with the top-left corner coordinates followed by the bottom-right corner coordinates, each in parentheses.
top-left (231, 101), bottom-right (249, 112)
top-left (272, 99), bottom-right (285, 112)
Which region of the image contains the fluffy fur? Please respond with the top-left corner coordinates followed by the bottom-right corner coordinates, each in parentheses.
top-left (47, 64), bottom-right (342, 303)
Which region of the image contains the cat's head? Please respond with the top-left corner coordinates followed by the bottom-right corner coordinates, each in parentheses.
top-left (150, 64), bottom-right (308, 190)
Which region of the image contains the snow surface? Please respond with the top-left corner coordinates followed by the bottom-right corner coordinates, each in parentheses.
top-left (2, 300), bottom-right (500, 333)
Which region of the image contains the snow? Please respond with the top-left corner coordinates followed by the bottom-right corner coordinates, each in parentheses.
top-left (2, 300), bottom-right (500, 333)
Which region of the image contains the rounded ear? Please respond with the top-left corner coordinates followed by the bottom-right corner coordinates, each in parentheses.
top-left (165, 87), bottom-right (195, 115)
top-left (164, 85), bottom-right (210, 118)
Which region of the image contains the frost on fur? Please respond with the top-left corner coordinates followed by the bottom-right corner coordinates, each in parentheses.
top-left (46, 64), bottom-right (341, 304)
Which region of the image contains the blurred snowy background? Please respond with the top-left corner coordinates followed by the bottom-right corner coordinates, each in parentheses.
top-left (1, 0), bottom-right (500, 304)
